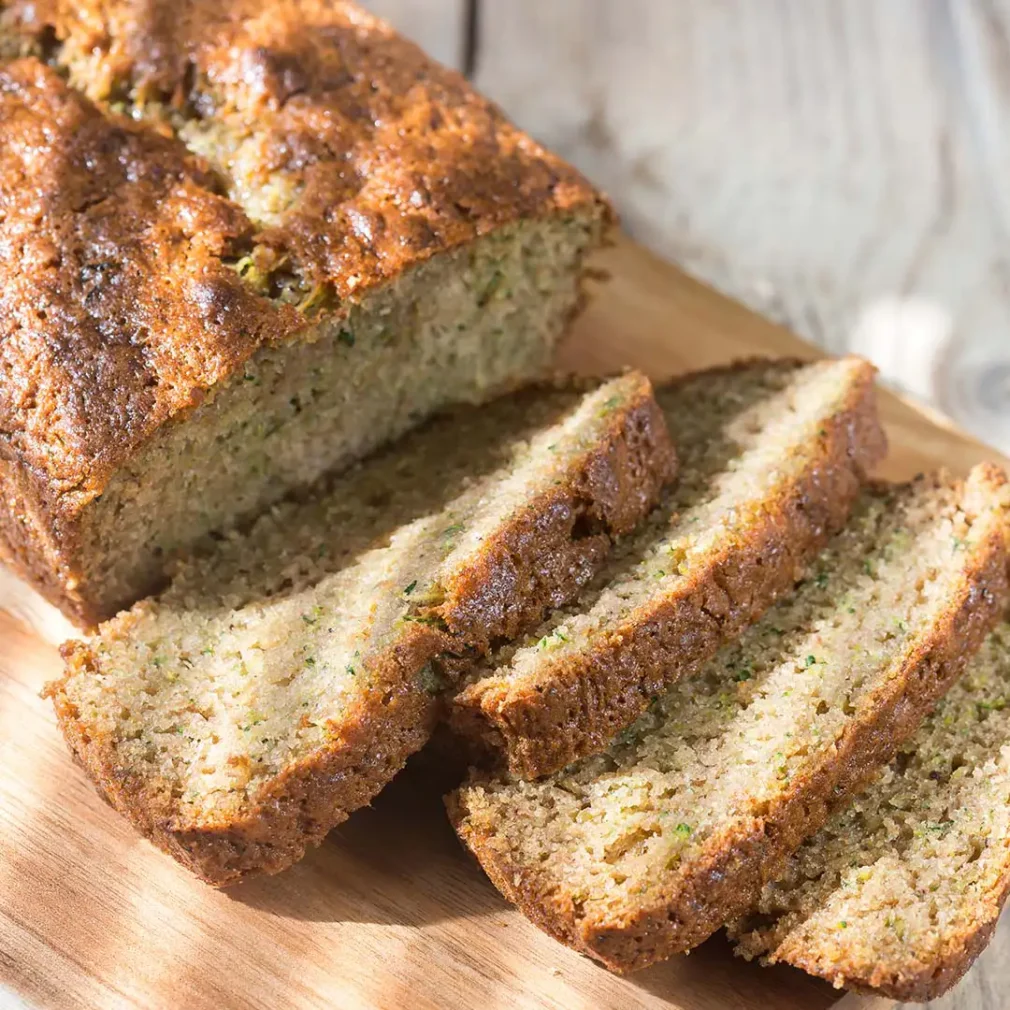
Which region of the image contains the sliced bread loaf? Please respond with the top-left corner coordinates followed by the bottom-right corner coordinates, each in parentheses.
top-left (729, 618), bottom-right (1010, 1001)
top-left (46, 373), bottom-right (674, 886)
top-left (448, 465), bottom-right (1010, 973)
top-left (0, 3), bottom-right (609, 627)
top-left (446, 357), bottom-right (886, 778)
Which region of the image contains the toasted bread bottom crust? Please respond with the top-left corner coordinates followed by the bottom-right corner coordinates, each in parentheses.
top-left (47, 376), bottom-right (675, 885)
top-left (449, 358), bottom-right (887, 779)
top-left (449, 468), bottom-right (1010, 973)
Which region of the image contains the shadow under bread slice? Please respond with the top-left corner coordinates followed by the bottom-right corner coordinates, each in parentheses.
top-left (47, 372), bottom-right (675, 887)
top-left (448, 464), bottom-right (1010, 973)
top-left (729, 617), bottom-right (1010, 1002)
top-left (445, 357), bottom-right (887, 779)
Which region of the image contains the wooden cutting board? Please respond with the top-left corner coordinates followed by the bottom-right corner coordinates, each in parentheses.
top-left (1, 236), bottom-right (1004, 1010)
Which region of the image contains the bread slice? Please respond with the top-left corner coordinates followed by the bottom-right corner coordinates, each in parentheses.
top-left (46, 373), bottom-right (674, 886)
top-left (0, 3), bottom-right (609, 627)
top-left (446, 358), bottom-right (886, 779)
top-left (729, 617), bottom-right (1010, 1001)
top-left (448, 466), bottom-right (1010, 973)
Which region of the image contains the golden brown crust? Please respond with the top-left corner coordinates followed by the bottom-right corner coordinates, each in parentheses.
top-left (46, 376), bottom-right (672, 886)
top-left (0, 58), bottom-right (297, 624)
top-left (2, 1), bottom-right (603, 293)
top-left (436, 375), bottom-right (677, 649)
top-left (0, 3), bottom-right (609, 625)
top-left (448, 467), bottom-right (1010, 974)
top-left (448, 358), bottom-right (887, 779)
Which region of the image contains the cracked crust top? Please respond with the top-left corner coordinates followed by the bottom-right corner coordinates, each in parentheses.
top-left (0, 59), bottom-right (297, 513)
top-left (0, 1), bottom-right (607, 610)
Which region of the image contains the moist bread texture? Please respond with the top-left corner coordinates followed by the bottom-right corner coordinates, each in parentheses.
top-left (448, 465), bottom-right (1010, 973)
top-left (446, 358), bottom-right (886, 779)
top-left (730, 618), bottom-right (1010, 1001)
top-left (0, 2), bottom-right (609, 626)
top-left (47, 373), bottom-right (674, 885)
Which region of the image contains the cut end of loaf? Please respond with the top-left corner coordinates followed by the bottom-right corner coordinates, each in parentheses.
top-left (48, 371), bottom-right (673, 884)
top-left (449, 463), bottom-right (1010, 973)
top-left (66, 214), bottom-right (606, 626)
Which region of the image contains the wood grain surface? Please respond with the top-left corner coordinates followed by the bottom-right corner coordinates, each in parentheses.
top-left (3, 237), bottom-right (1008, 1010)
top-left (359, 0), bottom-right (465, 69)
top-left (472, 0), bottom-right (1010, 461)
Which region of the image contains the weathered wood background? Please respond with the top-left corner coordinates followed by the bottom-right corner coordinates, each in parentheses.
top-left (368, 0), bottom-right (1010, 460)
top-left (361, 3), bottom-right (1010, 1009)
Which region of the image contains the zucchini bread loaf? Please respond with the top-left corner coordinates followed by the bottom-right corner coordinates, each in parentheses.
top-left (446, 358), bottom-right (886, 778)
top-left (48, 373), bottom-right (674, 885)
top-left (0, 1), bottom-right (610, 626)
top-left (449, 465), bottom-right (1010, 973)
top-left (730, 618), bottom-right (1010, 1001)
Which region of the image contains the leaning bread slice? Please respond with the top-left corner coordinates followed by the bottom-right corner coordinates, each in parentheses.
top-left (446, 357), bottom-right (886, 778)
top-left (729, 618), bottom-right (1010, 1001)
top-left (47, 373), bottom-right (675, 886)
top-left (449, 465), bottom-right (1010, 973)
